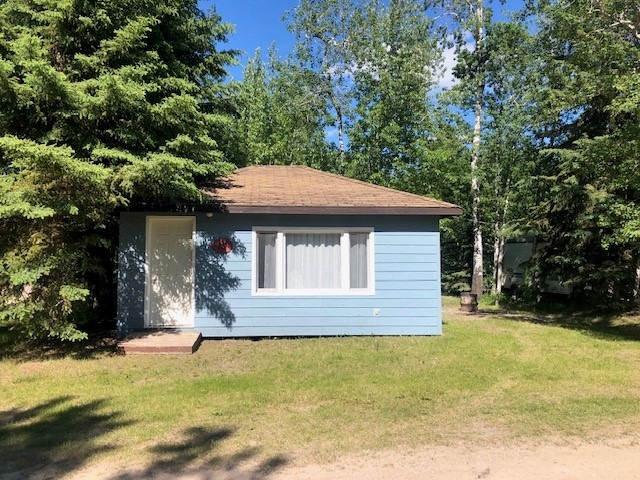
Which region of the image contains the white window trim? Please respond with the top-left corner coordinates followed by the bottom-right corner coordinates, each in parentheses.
top-left (252, 227), bottom-right (375, 296)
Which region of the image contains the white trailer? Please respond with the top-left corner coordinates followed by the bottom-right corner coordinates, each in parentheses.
top-left (501, 240), bottom-right (571, 295)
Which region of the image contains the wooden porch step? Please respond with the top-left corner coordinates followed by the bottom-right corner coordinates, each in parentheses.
top-left (118, 331), bottom-right (202, 355)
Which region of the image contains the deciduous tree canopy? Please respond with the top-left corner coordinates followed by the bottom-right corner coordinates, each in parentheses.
top-left (241, 0), bottom-right (640, 308)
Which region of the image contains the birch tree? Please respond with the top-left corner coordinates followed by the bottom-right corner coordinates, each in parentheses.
top-left (231, 49), bottom-right (334, 168)
top-left (428, 0), bottom-right (492, 297)
top-left (347, 0), bottom-right (444, 187)
top-left (286, 0), bottom-right (355, 158)
top-left (480, 22), bottom-right (537, 297)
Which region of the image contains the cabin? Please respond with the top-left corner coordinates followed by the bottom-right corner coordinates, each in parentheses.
top-left (117, 165), bottom-right (462, 337)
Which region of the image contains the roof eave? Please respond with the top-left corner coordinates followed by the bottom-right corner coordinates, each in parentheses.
top-left (215, 205), bottom-right (463, 216)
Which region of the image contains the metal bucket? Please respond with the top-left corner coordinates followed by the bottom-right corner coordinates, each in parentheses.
top-left (459, 292), bottom-right (478, 313)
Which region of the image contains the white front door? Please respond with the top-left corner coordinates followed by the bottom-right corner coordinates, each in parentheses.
top-left (145, 216), bottom-right (195, 328)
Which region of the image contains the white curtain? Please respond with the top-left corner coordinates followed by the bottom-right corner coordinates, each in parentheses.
top-left (257, 232), bottom-right (277, 289)
top-left (286, 233), bottom-right (341, 289)
top-left (350, 233), bottom-right (368, 289)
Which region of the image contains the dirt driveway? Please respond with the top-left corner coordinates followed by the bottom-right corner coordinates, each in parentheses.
top-left (64, 435), bottom-right (640, 479)
top-left (269, 437), bottom-right (640, 480)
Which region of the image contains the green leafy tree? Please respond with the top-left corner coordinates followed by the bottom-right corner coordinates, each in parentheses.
top-left (477, 22), bottom-right (538, 297)
top-left (346, 0), bottom-right (445, 188)
top-left (527, 0), bottom-right (640, 305)
top-left (285, 0), bottom-right (355, 158)
top-left (0, 0), bottom-right (237, 340)
top-left (230, 49), bottom-right (336, 169)
top-left (286, 0), bottom-right (470, 291)
top-left (286, 0), bottom-right (462, 189)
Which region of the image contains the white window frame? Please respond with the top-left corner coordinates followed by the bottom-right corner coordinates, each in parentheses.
top-left (252, 227), bottom-right (375, 296)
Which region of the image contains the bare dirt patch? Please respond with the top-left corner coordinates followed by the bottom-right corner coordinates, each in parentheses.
top-left (268, 436), bottom-right (640, 480)
top-left (60, 435), bottom-right (640, 480)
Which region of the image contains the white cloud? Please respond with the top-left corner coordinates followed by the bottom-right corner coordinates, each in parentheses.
top-left (437, 34), bottom-right (475, 91)
top-left (438, 45), bottom-right (459, 90)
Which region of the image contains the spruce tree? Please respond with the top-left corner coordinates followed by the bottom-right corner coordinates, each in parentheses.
top-left (528, 0), bottom-right (640, 306)
top-left (0, 0), bottom-right (237, 340)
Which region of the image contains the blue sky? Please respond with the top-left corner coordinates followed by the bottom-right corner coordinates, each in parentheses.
top-left (199, 1), bottom-right (526, 81)
top-left (199, 0), bottom-right (523, 80)
top-left (199, 0), bottom-right (299, 80)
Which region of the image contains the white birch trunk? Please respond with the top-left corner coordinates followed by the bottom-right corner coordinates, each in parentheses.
top-left (634, 261), bottom-right (640, 304)
top-left (492, 179), bottom-right (510, 297)
top-left (321, 37), bottom-right (345, 156)
top-left (492, 224), bottom-right (501, 296)
top-left (470, 121), bottom-right (483, 297)
top-left (495, 235), bottom-right (506, 295)
top-left (335, 103), bottom-right (345, 155)
top-left (470, 0), bottom-right (485, 298)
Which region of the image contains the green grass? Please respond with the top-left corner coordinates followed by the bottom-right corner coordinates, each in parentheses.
top-left (1, 301), bottom-right (640, 477)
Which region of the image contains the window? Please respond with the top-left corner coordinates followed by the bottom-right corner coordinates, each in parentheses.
top-left (253, 228), bottom-right (374, 295)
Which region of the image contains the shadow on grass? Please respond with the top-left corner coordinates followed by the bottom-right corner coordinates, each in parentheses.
top-left (110, 426), bottom-right (288, 479)
top-left (0, 395), bottom-right (131, 478)
top-left (0, 327), bottom-right (121, 362)
top-left (490, 302), bottom-right (640, 342)
top-left (0, 397), bottom-right (288, 479)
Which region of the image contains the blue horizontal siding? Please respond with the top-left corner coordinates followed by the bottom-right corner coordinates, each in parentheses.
top-left (375, 245), bottom-right (439, 255)
top-left (238, 316), bottom-right (439, 328)
top-left (375, 233), bottom-right (439, 246)
top-left (376, 271), bottom-right (437, 281)
top-left (197, 324), bottom-right (441, 337)
top-left (376, 262), bottom-right (438, 272)
top-left (117, 212), bottom-right (443, 337)
top-left (376, 280), bottom-right (439, 290)
top-left (377, 249), bottom-right (440, 259)
top-left (209, 307), bottom-right (439, 319)
top-left (221, 270), bottom-right (438, 283)
top-left (194, 297), bottom-right (439, 310)
top-left (217, 289), bottom-right (436, 300)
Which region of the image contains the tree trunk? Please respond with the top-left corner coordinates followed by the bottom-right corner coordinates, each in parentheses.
top-left (492, 220), bottom-right (507, 302)
top-left (470, 0), bottom-right (485, 298)
top-left (492, 179), bottom-right (510, 298)
top-left (491, 175), bottom-right (501, 297)
top-left (491, 223), bottom-right (505, 297)
top-left (321, 37), bottom-right (345, 159)
top-left (335, 102), bottom-right (345, 156)
top-left (327, 88), bottom-right (345, 157)
top-left (531, 236), bottom-right (542, 301)
top-left (470, 110), bottom-right (483, 297)
top-left (495, 236), bottom-right (506, 294)
top-left (634, 260), bottom-right (640, 305)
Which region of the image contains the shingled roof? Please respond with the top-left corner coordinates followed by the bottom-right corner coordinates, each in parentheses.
top-left (202, 165), bottom-right (462, 216)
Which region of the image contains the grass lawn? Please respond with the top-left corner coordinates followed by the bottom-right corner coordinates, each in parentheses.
top-left (1, 298), bottom-right (639, 477)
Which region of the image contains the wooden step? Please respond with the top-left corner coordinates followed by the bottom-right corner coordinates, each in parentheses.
top-left (118, 331), bottom-right (202, 355)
